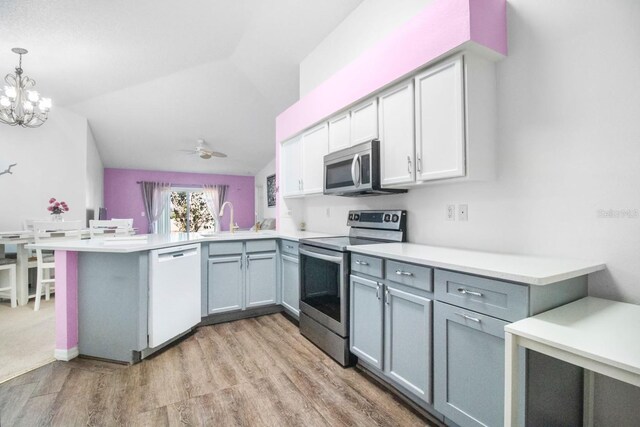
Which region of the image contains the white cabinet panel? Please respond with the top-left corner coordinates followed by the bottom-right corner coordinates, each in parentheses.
top-left (301, 123), bottom-right (329, 195)
top-left (415, 55), bottom-right (465, 181)
top-left (281, 253), bottom-right (300, 317)
top-left (378, 81), bottom-right (415, 186)
top-left (281, 136), bottom-right (303, 197)
top-left (328, 112), bottom-right (351, 153)
top-left (350, 98), bottom-right (378, 144)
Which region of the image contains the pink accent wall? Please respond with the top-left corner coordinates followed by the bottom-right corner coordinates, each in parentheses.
top-left (275, 0), bottom-right (507, 143)
top-left (104, 168), bottom-right (255, 233)
top-left (55, 250), bottom-right (78, 352)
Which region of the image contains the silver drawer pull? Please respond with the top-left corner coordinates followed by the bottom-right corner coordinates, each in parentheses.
top-left (286, 245), bottom-right (294, 249)
top-left (395, 270), bottom-right (413, 276)
top-left (456, 312), bottom-right (481, 323)
top-left (457, 287), bottom-right (483, 297)
top-left (355, 260), bottom-right (369, 266)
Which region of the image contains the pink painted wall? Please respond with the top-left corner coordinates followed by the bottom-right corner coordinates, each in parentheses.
top-left (104, 168), bottom-right (255, 233)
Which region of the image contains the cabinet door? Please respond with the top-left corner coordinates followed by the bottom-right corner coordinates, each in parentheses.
top-left (281, 254), bottom-right (300, 316)
top-left (301, 123), bottom-right (329, 194)
top-left (378, 80), bottom-right (415, 186)
top-left (434, 301), bottom-right (508, 427)
top-left (281, 136), bottom-right (302, 197)
top-left (384, 286), bottom-right (432, 404)
top-left (328, 112), bottom-right (351, 153)
top-left (415, 55), bottom-right (465, 181)
top-left (208, 256), bottom-right (243, 314)
top-left (245, 252), bottom-right (277, 308)
top-left (350, 98), bottom-right (378, 144)
top-left (350, 275), bottom-right (384, 369)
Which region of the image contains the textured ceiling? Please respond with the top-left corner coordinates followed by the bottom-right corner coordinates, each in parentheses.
top-left (0, 0), bottom-right (363, 174)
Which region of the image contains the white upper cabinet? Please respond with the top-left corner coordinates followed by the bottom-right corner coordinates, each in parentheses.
top-left (301, 123), bottom-right (329, 195)
top-left (350, 98), bottom-right (378, 145)
top-left (281, 136), bottom-right (303, 197)
top-left (328, 112), bottom-right (351, 153)
top-left (378, 80), bottom-right (415, 187)
top-left (415, 55), bottom-right (465, 181)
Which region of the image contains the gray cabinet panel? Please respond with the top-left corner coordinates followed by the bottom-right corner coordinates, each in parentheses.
top-left (384, 286), bottom-right (432, 403)
top-left (350, 275), bottom-right (384, 369)
top-left (386, 260), bottom-right (433, 292)
top-left (281, 253), bottom-right (300, 316)
top-left (351, 253), bottom-right (384, 278)
top-left (435, 269), bottom-right (528, 322)
top-left (208, 256), bottom-right (243, 314)
top-left (280, 240), bottom-right (299, 256)
top-left (246, 239), bottom-right (277, 253)
top-left (246, 252), bottom-right (277, 308)
top-left (434, 301), bottom-right (508, 427)
top-left (209, 242), bottom-right (243, 256)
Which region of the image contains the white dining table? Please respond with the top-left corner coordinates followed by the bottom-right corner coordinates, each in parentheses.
top-left (0, 229), bottom-right (92, 305)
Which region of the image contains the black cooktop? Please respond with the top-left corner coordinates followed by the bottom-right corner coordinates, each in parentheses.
top-left (299, 236), bottom-right (386, 252)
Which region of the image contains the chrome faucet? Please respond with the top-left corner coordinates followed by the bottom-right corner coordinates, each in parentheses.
top-left (219, 201), bottom-right (239, 233)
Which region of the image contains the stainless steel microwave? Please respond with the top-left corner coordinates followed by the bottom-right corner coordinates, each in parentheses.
top-left (323, 140), bottom-right (407, 197)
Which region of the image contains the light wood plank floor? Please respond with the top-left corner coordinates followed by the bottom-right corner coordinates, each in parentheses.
top-left (0, 314), bottom-right (435, 426)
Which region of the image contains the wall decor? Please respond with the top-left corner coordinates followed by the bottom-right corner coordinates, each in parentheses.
top-left (267, 174), bottom-right (276, 207)
top-left (0, 163), bottom-right (17, 177)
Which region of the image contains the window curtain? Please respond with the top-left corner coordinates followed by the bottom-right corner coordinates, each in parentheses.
top-left (140, 181), bottom-right (171, 233)
top-left (202, 184), bottom-right (228, 232)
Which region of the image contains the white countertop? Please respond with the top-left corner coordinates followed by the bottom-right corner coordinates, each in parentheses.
top-left (506, 297), bottom-right (640, 375)
top-left (27, 230), bottom-right (335, 253)
top-left (347, 242), bottom-right (605, 286)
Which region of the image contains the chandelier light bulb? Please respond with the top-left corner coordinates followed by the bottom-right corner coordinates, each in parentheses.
top-left (0, 97), bottom-right (10, 107)
top-left (4, 86), bottom-right (17, 99)
top-left (27, 90), bottom-right (40, 102)
top-left (39, 98), bottom-right (52, 111)
top-left (23, 101), bottom-right (34, 112)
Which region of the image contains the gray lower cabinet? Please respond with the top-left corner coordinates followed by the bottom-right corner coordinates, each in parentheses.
top-left (350, 273), bottom-right (432, 404)
top-left (350, 275), bottom-right (384, 368)
top-left (208, 255), bottom-right (243, 314)
top-left (434, 300), bottom-right (508, 427)
top-left (280, 253), bottom-right (300, 316)
top-left (246, 252), bottom-right (277, 308)
top-left (385, 285), bottom-right (432, 404)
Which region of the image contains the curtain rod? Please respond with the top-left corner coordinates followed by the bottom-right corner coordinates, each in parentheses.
top-left (136, 181), bottom-right (228, 187)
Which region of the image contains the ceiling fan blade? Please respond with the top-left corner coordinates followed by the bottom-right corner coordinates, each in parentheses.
top-left (178, 149), bottom-right (197, 154)
top-left (210, 151), bottom-right (227, 158)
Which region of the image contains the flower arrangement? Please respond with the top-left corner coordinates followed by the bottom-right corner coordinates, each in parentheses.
top-left (47, 197), bottom-right (69, 215)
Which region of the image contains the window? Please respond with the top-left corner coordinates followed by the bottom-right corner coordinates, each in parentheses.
top-left (168, 189), bottom-right (215, 232)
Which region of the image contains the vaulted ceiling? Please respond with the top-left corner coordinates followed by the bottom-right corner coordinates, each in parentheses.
top-left (0, 0), bottom-right (363, 174)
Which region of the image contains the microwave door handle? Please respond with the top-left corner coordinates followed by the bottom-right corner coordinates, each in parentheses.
top-left (351, 153), bottom-right (361, 188)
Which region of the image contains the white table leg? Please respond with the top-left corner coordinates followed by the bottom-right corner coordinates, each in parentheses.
top-left (15, 243), bottom-right (30, 305)
top-left (583, 369), bottom-right (595, 427)
top-left (505, 331), bottom-right (520, 427)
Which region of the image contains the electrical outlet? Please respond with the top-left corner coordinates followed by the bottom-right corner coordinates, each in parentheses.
top-left (458, 204), bottom-right (468, 221)
top-left (446, 204), bottom-right (455, 221)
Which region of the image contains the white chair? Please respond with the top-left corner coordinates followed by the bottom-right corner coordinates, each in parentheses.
top-left (32, 220), bottom-right (82, 311)
top-left (0, 258), bottom-right (17, 308)
top-left (89, 219), bottom-right (134, 238)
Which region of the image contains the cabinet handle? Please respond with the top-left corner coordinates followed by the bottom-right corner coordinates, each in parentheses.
top-left (417, 154), bottom-right (422, 173)
top-left (240, 258), bottom-right (243, 269)
top-left (246, 255), bottom-right (250, 269)
top-left (355, 260), bottom-right (369, 266)
top-left (395, 270), bottom-right (413, 276)
top-left (407, 156), bottom-right (412, 174)
top-left (457, 287), bottom-right (483, 297)
top-left (376, 283), bottom-right (381, 300)
top-left (385, 289), bottom-right (390, 305)
top-left (286, 245), bottom-right (294, 249)
top-left (455, 312), bottom-right (481, 323)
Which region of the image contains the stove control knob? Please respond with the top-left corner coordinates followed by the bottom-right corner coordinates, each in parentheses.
top-left (354, 213), bottom-right (360, 221)
top-left (348, 213), bottom-right (354, 221)
top-left (391, 214), bottom-right (399, 223)
top-left (384, 214), bottom-right (391, 222)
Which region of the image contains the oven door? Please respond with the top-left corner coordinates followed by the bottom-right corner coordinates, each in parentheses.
top-left (299, 245), bottom-right (349, 337)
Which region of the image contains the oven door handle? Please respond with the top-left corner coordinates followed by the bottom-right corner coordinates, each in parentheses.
top-left (299, 248), bottom-right (344, 264)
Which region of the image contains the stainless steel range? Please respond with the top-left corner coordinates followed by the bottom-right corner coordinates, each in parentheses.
top-left (298, 210), bottom-right (407, 366)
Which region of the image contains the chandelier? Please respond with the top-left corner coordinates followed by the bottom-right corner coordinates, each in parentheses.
top-left (0, 48), bottom-right (52, 128)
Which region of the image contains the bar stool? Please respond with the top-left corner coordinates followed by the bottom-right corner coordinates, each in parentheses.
top-left (0, 258), bottom-right (17, 308)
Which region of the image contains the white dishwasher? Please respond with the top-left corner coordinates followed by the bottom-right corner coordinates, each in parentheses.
top-left (148, 244), bottom-right (201, 348)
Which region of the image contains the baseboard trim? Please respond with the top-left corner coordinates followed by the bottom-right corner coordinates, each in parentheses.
top-left (54, 346), bottom-right (79, 361)
top-left (199, 305), bottom-right (283, 326)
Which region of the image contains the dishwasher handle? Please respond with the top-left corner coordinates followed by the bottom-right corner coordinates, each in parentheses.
top-left (156, 245), bottom-right (200, 262)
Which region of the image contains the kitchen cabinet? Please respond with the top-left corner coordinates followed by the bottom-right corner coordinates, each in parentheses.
top-left (207, 240), bottom-right (277, 315)
top-left (350, 275), bottom-right (384, 369)
top-left (328, 112), bottom-right (351, 153)
top-left (415, 55), bottom-right (465, 181)
top-left (281, 253), bottom-right (300, 317)
top-left (350, 98), bottom-right (378, 145)
top-left (301, 123), bottom-right (329, 195)
top-left (281, 135), bottom-right (303, 197)
top-left (378, 80), bottom-right (415, 186)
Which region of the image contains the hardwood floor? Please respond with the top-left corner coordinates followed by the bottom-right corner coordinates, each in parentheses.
top-left (0, 314), bottom-right (435, 426)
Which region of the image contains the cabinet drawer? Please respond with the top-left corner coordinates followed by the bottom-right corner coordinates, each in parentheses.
top-left (435, 270), bottom-right (528, 322)
top-left (351, 254), bottom-right (383, 279)
top-left (280, 240), bottom-right (299, 256)
top-left (386, 260), bottom-right (433, 292)
top-left (209, 242), bottom-right (243, 256)
top-left (246, 239), bottom-right (277, 253)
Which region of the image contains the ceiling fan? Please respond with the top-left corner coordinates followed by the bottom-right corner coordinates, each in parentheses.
top-left (179, 139), bottom-right (227, 159)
